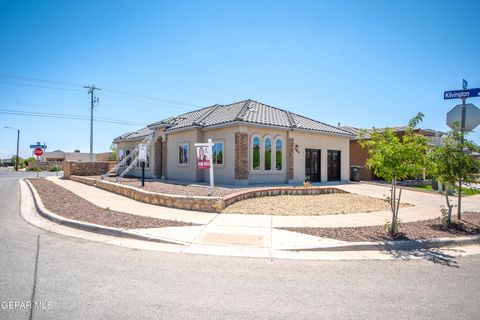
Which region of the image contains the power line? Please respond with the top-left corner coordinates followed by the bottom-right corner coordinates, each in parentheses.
top-left (98, 92), bottom-right (192, 111)
top-left (0, 109), bottom-right (145, 126)
top-left (101, 87), bottom-right (200, 107)
top-left (0, 80), bottom-right (84, 92)
top-left (0, 101), bottom-right (83, 110)
top-left (0, 73), bottom-right (83, 87)
top-left (0, 73), bottom-right (200, 108)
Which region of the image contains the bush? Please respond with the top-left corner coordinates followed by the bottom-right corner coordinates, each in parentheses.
top-left (48, 166), bottom-right (60, 172)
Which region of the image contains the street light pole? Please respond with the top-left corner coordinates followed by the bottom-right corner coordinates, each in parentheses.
top-left (4, 126), bottom-right (20, 171)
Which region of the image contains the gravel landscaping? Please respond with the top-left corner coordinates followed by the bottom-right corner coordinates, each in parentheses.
top-left (222, 193), bottom-right (410, 215)
top-left (29, 178), bottom-right (196, 229)
top-left (89, 176), bottom-right (241, 197)
top-left (284, 212), bottom-right (480, 241)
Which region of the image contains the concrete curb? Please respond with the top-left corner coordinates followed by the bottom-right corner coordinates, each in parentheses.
top-left (23, 178), bottom-right (480, 254)
top-left (288, 235), bottom-right (480, 252)
top-left (24, 179), bottom-right (185, 246)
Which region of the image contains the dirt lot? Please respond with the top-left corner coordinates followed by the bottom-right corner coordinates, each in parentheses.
top-left (29, 178), bottom-right (196, 229)
top-left (222, 193), bottom-right (410, 215)
top-left (284, 212), bottom-right (480, 241)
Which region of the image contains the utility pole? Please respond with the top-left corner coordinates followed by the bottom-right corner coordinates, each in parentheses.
top-left (83, 84), bottom-right (101, 161)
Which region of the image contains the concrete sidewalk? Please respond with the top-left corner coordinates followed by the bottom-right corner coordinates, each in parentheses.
top-left (41, 176), bottom-right (480, 250)
top-left (22, 179), bottom-right (480, 260)
top-left (46, 176), bottom-right (480, 228)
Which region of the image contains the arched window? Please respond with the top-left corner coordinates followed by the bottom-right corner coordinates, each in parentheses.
top-left (264, 137), bottom-right (272, 171)
top-left (275, 138), bottom-right (282, 170)
top-left (252, 136), bottom-right (260, 170)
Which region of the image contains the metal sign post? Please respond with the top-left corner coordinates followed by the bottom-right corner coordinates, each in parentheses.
top-left (444, 80), bottom-right (480, 219)
top-left (195, 139), bottom-right (215, 196)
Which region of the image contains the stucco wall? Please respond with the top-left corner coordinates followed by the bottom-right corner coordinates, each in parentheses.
top-left (290, 130), bottom-right (351, 183)
top-left (199, 126), bottom-right (237, 184)
top-left (116, 140), bottom-right (156, 178)
top-left (165, 129), bottom-right (203, 182)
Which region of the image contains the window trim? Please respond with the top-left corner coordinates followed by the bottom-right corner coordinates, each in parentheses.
top-left (251, 134), bottom-right (261, 171)
top-left (212, 139), bottom-right (225, 167)
top-left (178, 142), bottom-right (189, 166)
top-left (263, 135), bottom-right (272, 171)
top-left (274, 136), bottom-right (284, 172)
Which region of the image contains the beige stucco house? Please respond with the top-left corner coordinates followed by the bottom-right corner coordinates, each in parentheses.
top-left (113, 99), bottom-right (354, 185)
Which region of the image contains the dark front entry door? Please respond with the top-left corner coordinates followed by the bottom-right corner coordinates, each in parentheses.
top-left (305, 149), bottom-right (321, 182)
top-left (327, 150), bottom-right (341, 181)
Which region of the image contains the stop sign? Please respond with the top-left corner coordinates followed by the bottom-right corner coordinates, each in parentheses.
top-left (446, 103), bottom-right (480, 131)
top-left (34, 148), bottom-right (44, 157)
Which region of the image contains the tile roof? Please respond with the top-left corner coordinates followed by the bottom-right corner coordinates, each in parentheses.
top-left (113, 126), bottom-right (153, 142)
top-left (340, 125), bottom-right (442, 139)
top-left (152, 99), bottom-right (353, 134)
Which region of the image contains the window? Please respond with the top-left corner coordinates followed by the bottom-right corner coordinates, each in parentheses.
top-left (252, 136), bottom-right (260, 170)
top-left (118, 149), bottom-right (124, 166)
top-left (212, 142), bottom-right (223, 165)
top-left (126, 149), bottom-right (131, 166)
top-left (275, 138), bottom-right (282, 170)
top-left (264, 137), bottom-right (272, 171)
top-left (178, 143), bottom-right (189, 164)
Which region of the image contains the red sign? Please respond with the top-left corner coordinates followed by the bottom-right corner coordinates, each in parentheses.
top-left (196, 146), bottom-right (211, 169)
top-left (34, 148), bottom-right (43, 157)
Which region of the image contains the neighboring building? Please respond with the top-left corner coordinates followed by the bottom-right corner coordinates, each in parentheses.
top-left (341, 126), bottom-right (445, 180)
top-left (113, 99), bottom-right (355, 185)
top-left (41, 150), bottom-right (96, 163)
top-left (1, 159), bottom-right (13, 167)
top-left (95, 152), bottom-right (114, 161)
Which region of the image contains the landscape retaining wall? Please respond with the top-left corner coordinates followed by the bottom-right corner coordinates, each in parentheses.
top-left (68, 175), bottom-right (225, 212)
top-left (67, 175), bottom-right (348, 213)
top-left (63, 161), bottom-right (114, 179)
top-left (223, 187), bottom-right (347, 207)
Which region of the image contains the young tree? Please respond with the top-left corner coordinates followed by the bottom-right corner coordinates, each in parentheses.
top-left (359, 112), bottom-right (431, 234)
top-left (109, 143), bottom-right (118, 161)
top-left (432, 128), bottom-right (480, 223)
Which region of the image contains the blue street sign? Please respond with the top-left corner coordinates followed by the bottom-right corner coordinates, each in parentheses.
top-left (30, 142), bottom-right (47, 149)
top-left (444, 88), bottom-right (480, 100)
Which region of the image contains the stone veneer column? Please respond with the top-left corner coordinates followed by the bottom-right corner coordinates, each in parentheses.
top-left (235, 132), bottom-right (249, 181)
top-left (161, 138), bottom-right (167, 178)
top-left (287, 138), bottom-right (294, 180)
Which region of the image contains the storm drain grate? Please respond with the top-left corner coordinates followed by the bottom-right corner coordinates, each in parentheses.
top-left (201, 233), bottom-right (265, 246)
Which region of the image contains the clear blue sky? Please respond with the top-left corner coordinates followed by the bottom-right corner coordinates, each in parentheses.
top-left (1, 0), bottom-right (479, 159)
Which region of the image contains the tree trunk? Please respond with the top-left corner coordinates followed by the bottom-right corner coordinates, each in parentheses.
top-left (444, 184), bottom-right (452, 224)
top-left (391, 178), bottom-right (397, 235)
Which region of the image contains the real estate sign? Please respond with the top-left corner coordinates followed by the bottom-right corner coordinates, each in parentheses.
top-left (137, 144), bottom-right (147, 162)
top-left (196, 145), bottom-right (211, 169)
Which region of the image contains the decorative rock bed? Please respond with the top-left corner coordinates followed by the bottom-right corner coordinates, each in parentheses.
top-left (223, 187), bottom-right (347, 207)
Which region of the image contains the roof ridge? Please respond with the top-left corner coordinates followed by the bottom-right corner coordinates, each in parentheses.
top-left (290, 112), bottom-right (355, 136)
top-left (193, 104), bottom-right (222, 126)
top-left (234, 99), bottom-right (252, 121)
top-left (286, 111), bottom-right (297, 128)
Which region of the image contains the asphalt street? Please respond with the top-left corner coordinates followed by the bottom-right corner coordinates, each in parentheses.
top-left (0, 168), bottom-right (479, 320)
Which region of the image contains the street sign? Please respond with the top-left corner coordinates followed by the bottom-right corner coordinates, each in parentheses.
top-left (30, 142), bottom-right (47, 149)
top-left (34, 148), bottom-right (44, 157)
top-left (446, 103), bottom-right (480, 131)
top-left (444, 88), bottom-right (480, 100)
